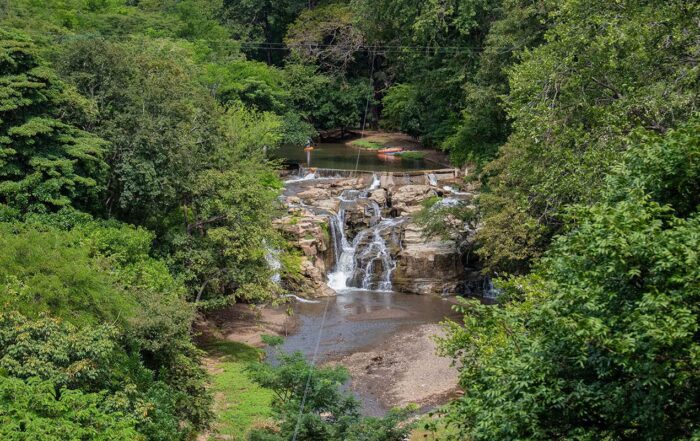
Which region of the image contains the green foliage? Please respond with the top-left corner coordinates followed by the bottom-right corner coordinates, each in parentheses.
top-left (248, 351), bottom-right (414, 441)
top-left (350, 140), bottom-right (384, 150)
top-left (0, 222), bottom-right (137, 326)
top-left (200, 340), bottom-right (274, 440)
top-left (58, 37), bottom-right (285, 305)
top-left (222, 0), bottom-right (308, 65)
top-left (58, 37), bottom-right (219, 223)
top-left (398, 151), bottom-right (426, 160)
top-left (0, 30), bottom-right (107, 215)
top-left (476, 0), bottom-right (700, 273)
top-left (380, 84), bottom-right (422, 138)
top-left (440, 121), bottom-right (700, 439)
top-left (414, 196), bottom-right (476, 248)
top-left (284, 61), bottom-right (374, 133)
top-left (0, 220), bottom-right (211, 440)
top-left (0, 376), bottom-right (142, 441)
top-left (285, 3), bottom-right (363, 71)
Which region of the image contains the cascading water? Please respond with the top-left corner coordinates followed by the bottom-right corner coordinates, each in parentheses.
top-left (427, 173), bottom-right (438, 186)
top-left (327, 174), bottom-right (402, 292)
top-left (482, 276), bottom-right (501, 300)
top-left (264, 241), bottom-right (282, 284)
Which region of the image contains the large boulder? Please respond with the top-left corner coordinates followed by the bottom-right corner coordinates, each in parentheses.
top-left (274, 210), bottom-right (336, 298)
top-left (391, 185), bottom-right (437, 215)
top-left (297, 187), bottom-right (331, 204)
top-left (368, 188), bottom-right (387, 206)
top-left (392, 222), bottom-right (464, 295)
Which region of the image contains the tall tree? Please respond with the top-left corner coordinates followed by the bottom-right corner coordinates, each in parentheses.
top-left (440, 117), bottom-right (700, 440)
top-left (476, 0), bottom-right (700, 273)
top-left (0, 30), bottom-right (107, 216)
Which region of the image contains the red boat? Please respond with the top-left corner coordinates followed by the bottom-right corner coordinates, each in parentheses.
top-left (377, 147), bottom-right (403, 154)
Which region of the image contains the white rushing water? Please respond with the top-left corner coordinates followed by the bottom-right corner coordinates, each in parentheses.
top-left (369, 173), bottom-right (381, 190)
top-left (327, 176), bottom-right (402, 292)
top-left (264, 241), bottom-right (282, 284)
top-left (427, 173), bottom-right (438, 186)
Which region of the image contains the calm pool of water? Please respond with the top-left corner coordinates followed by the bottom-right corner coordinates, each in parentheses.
top-left (268, 290), bottom-right (459, 362)
top-left (274, 143), bottom-right (431, 172)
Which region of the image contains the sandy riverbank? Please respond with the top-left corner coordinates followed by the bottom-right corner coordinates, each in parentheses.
top-left (195, 303), bottom-right (297, 348)
top-left (329, 323), bottom-right (461, 412)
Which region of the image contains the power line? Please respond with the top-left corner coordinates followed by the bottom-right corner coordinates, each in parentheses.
top-left (52, 33), bottom-right (522, 55)
top-left (291, 296), bottom-right (331, 441)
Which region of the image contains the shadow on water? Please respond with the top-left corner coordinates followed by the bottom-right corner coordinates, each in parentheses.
top-left (270, 290), bottom-right (460, 361)
top-left (274, 143), bottom-right (432, 172)
top-left (265, 290), bottom-right (462, 415)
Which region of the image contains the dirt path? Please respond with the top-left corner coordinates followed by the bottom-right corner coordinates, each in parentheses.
top-left (330, 323), bottom-right (461, 412)
top-left (195, 303), bottom-right (297, 348)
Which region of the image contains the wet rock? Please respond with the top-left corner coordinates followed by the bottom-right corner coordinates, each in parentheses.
top-left (297, 187), bottom-right (332, 204)
top-left (314, 198), bottom-right (340, 213)
top-left (368, 188), bottom-right (387, 206)
top-left (392, 222), bottom-right (465, 295)
top-left (274, 212), bottom-right (335, 298)
top-left (391, 185), bottom-right (437, 215)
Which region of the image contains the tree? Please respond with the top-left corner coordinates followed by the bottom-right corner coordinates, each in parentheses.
top-left (0, 30), bottom-right (107, 217)
top-left (440, 118), bottom-right (700, 439)
top-left (0, 377), bottom-right (141, 441)
top-left (248, 350), bottom-right (414, 441)
top-left (476, 0), bottom-right (700, 273)
top-left (58, 37), bottom-right (218, 224)
top-left (0, 218), bottom-right (213, 440)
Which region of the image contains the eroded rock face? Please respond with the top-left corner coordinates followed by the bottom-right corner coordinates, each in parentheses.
top-left (274, 208), bottom-right (335, 297)
top-left (297, 187), bottom-right (331, 204)
top-left (278, 173), bottom-right (475, 297)
top-left (392, 222), bottom-right (465, 295)
top-left (391, 185), bottom-right (438, 215)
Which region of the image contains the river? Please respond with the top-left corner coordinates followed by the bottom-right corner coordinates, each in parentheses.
top-left (268, 290), bottom-right (461, 416)
top-left (274, 142), bottom-right (431, 172)
top-left (271, 159), bottom-right (473, 415)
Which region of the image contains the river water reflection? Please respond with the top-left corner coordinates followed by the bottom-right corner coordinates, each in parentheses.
top-left (274, 143), bottom-right (431, 172)
top-left (270, 290), bottom-right (460, 362)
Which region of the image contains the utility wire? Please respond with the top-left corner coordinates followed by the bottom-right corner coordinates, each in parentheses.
top-left (291, 48), bottom-right (376, 441)
top-left (354, 48), bottom-right (376, 175)
top-left (291, 296), bottom-right (331, 441)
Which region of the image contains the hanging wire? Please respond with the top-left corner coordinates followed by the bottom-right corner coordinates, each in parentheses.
top-left (353, 48), bottom-right (377, 175)
top-left (291, 48), bottom-right (376, 441)
top-left (291, 296), bottom-right (331, 441)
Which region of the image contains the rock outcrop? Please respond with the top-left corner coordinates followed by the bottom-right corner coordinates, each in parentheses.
top-left (392, 222), bottom-right (465, 295)
top-left (277, 171), bottom-right (476, 297)
top-left (274, 208), bottom-right (335, 297)
top-left (391, 185), bottom-right (438, 215)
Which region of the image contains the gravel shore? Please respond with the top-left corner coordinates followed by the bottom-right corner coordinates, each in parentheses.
top-left (332, 323), bottom-right (460, 413)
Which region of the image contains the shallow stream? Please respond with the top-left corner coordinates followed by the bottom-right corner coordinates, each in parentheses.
top-left (274, 142), bottom-right (430, 172)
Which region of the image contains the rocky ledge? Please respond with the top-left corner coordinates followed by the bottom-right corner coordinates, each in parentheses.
top-left (277, 172), bottom-right (476, 297)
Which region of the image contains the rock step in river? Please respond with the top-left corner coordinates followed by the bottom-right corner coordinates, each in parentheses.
top-left (265, 168), bottom-right (494, 415)
top-left (276, 169), bottom-right (484, 297)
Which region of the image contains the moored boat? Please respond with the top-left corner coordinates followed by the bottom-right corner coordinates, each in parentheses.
top-left (377, 147), bottom-right (403, 154)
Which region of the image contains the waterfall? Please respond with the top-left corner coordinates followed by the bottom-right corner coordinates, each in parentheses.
top-left (483, 276), bottom-right (501, 300)
top-left (427, 173), bottom-right (437, 186)
top-left (264, 241), bottom-right (282, 284)
top-left (327, 178), bottom-right (402, 292)
top-left (353, 218), bottom-right (404, 291)
top-left (369, 173), bottom-right (381, 190)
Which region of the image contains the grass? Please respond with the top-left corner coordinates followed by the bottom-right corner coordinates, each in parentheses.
top-left (409, 415), bottom-right (459, 441)
top-left (202, 340), bottom-right (275, 440)
top-left (399, 151), bottom-right (427, 160)
top-left (349, 139), bottom-right (385, 150)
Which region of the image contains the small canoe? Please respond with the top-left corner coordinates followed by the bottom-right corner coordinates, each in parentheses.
top-left (304, 146), bottom-right (314, 151)
top-left (377, 147), bottom-right (403, 154)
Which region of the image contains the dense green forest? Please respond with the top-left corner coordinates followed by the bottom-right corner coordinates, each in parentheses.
top-left (1, 0), bottom-right (698, 440)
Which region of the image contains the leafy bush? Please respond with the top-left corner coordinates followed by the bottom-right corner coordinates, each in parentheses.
top-left (440, 118), bottom-right (700, 439)
top-left (248, 351), bottom-right (414, 441)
